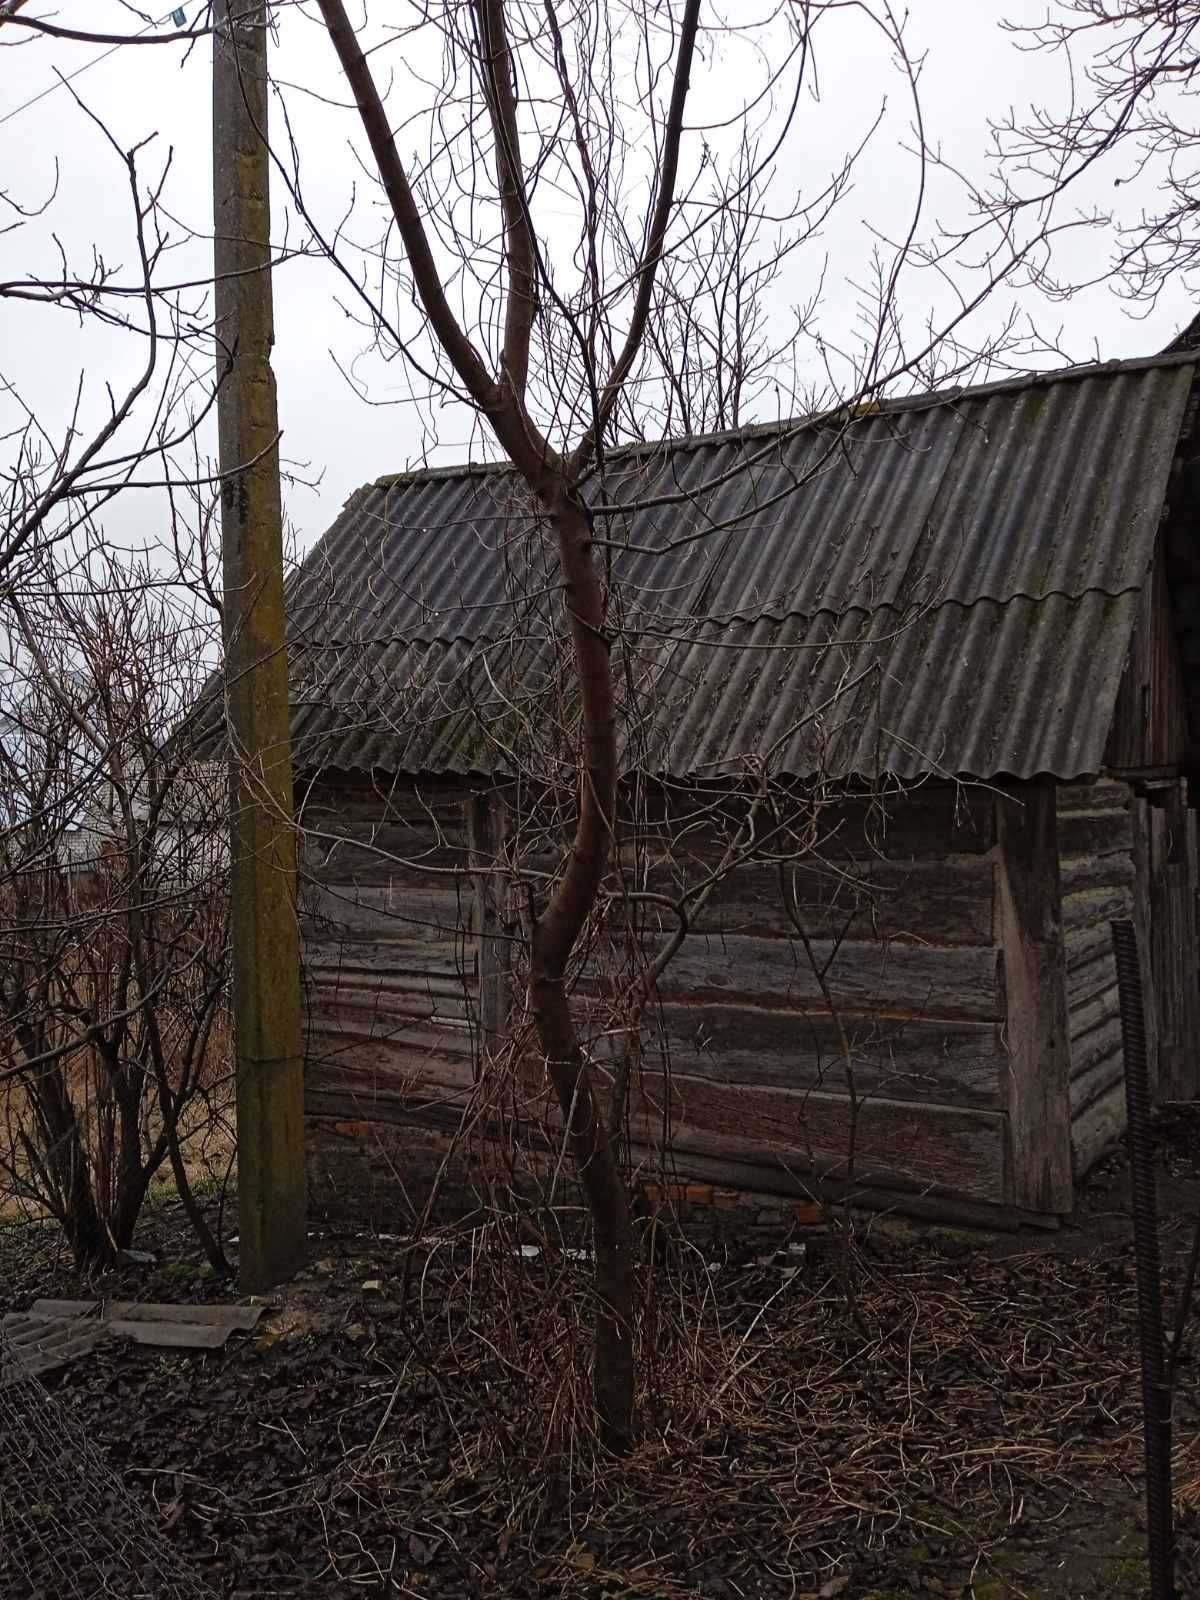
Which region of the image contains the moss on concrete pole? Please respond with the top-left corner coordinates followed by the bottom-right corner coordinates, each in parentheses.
top-left (213, 0), bottom-right (307, 1293)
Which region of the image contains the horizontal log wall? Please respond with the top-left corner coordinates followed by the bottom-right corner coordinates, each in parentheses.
top-left (1058, 780), bottom-right (1136, 1179)
top-left (297, 776), bottom-right (480, 1209)
top-left (298, 774), bottom-right (1022, 1225)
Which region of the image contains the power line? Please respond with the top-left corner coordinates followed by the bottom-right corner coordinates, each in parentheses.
top-left (0, 6), bottom-right (184, 129)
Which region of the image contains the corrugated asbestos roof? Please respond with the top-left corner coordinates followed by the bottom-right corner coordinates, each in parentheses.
top-left (195, 354), bottom-right (1197, 783)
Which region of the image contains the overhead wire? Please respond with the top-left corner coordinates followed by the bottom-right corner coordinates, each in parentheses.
top-left (0, 5), bottom-right (186, 129)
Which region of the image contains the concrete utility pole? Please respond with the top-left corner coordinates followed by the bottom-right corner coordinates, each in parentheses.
top-left (213, 0), bottom-right (307, 1292)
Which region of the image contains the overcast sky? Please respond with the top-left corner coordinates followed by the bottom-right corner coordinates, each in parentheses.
top-left (2, 1), bottom-right (1196, 560)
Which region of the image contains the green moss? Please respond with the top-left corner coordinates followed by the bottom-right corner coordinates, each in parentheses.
top-left (1100, 1552), bottom-right (1147, 1592)
top-left (898, 1542), bottom-right (932, 1567)
top-left (157, 1261), bottom-right (196, 1283)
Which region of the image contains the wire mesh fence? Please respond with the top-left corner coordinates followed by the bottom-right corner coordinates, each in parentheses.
top-left (0, 1322), bottom-right (215, 1600)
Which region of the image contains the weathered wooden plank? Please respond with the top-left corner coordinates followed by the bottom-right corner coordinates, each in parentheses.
top-left (1068, 1008), bottom-right (1123, 1080)
top-left (1057, 779), bottom-right (1134, 815)
top-left (1069, 1044), bottom-right (1124, 1120)
top-left (995, 779), bottom-right (1073, 1213)
top-left (1071, 1079), bottom-right (1126, 1178)
top-left (623, 1079), bottom-right (1005, 1201)
top-left (597, 779), bottom-right (993, 854)
top-left (1062, 884), bottom-right (1136, 936)
top-left (301, 881), bottom-right (471, 942)
top-left (308, 1069), bottom-right (1006, 1206)
top-left (614, 855), bottom-right (995, 947)
top-left (599, 1002), bottom-right (1004, 1109)
top-left (301, 836), bottom-right (472, 881)
top-left (618, 932), bottom-right (1002, 1020)
top-left (1148, 787), bottom-right (1200, 1101)
top-left (1064, 926), bottom-right (1117, 1013)
top-left (1059, 852), bottom-right (1135, 897)
top-left (304, 939), bottom-right (470, 980)
top-left (30, 1300), bottom-right (263, 1330)
top-left (1104, 558), bottom-right (1189, 773)
top-left (307, 964), bottom-right (474, 1005)
top-left (625, 1145), bottom-right (1034, 1229)
top-left (307, 983), bottom-right (471, 1035)
top-left (306, 1027), bottom-right (476, 1074)
top-left (1068, 983), bottom-right (1121, 1045)
top-left (300, 776), bottom-right (476, 827)
top-left (307, 925), bottom-right (1002, 1020)
top-left (1131, 797), bottom-right (1161, 1099)
top-left (1056, 806), bottom-right (1134, 861)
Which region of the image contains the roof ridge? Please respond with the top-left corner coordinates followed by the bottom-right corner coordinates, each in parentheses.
top-left (364, 347), bottom-right (1197, 492)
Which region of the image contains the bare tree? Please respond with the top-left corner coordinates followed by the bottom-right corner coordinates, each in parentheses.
top-left (262, 0), bottom-right (1077, 1448)
top-left (989, 1), bottom-right (1200, 311)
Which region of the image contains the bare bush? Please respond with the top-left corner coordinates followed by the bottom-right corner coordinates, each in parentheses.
top-left (0, 545), bottom-right (231, 1271)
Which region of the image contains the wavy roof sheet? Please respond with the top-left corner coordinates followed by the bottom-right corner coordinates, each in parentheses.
top-left (199, 353), bottom-right (1197, 783)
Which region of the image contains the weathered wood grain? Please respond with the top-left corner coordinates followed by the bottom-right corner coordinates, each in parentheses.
top-left (607, 1002), bottom-right (1005, 1109)
top-left (1068, 1006), bottom-right (1123, 1081)
top-left (1059, 851), bottom-right (1135, 897)
top-left (1064, 925), bottom-right (1119, 1014)
top-left (302, 881), bottom-right (471, 941)
top-left (1069, 1046), bottom-right (1124, 1123)
top-left (1071, 1079), bottom-right (1126, 1179)
top-left (1148, 786), bottom-right (1200, 1101)
top-left (1131, 797), bottom-right (1161, 1100)
top-left (1062, 884), bottom-right (1135, 936)
top-left (620, 932), bottom-right (1002, 1019)
top-left (1057, 780), bottom-right (1136, 815)
top-left (614, 1075), bottom-right (1006, 1201)
top-left (307, 1070), bottom-right (1005, 1206)
top-left (613, 855), bottom-right (995, 947)
top-left (995, 779), bottom-right (1073, 1213)
top-left (1056, 805), bottom-right (1134, 862)
top-left (305, 938), bottom-right (471, 980)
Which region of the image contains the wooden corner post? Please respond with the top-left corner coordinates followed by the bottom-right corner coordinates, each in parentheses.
top-left (214, 1), bottom-right (307, 1291)
top-left (995, 778), bottom-right (1074, 1213)
top-left (1147, 779), bottom-right (1200, 1102)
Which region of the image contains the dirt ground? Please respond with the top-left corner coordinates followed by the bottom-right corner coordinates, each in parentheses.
top-left (3, 1116), bottom-right (1200, 1600)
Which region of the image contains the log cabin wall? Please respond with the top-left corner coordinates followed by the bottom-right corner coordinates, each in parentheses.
top-left (1055, 779), bottom-right (1138, 1181)
top-left (592, 783), bottom-right (1011, 1220)
top-left (296, 774), bottom-right (483, 1224)
top-left (297, 773), bottom-right (1055, 1228)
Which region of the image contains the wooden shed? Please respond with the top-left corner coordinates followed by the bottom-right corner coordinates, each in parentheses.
top-left (196, 352), bottom-right (1200, 1230)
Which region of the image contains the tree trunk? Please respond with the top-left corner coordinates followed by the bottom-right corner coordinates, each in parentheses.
top-left (529, 492), bottom-right (636, 1450)
top-left (31, 1069), bottom-right (113, 1270)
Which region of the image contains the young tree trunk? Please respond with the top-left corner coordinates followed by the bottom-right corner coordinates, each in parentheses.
top-left (313, 0), bottom-right (702, 1449)
top-left (528, 492), bottom-right (635, 1449)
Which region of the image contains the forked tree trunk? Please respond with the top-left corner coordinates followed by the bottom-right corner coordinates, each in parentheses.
top-left (30, 1069), bottom-right (113, 1270)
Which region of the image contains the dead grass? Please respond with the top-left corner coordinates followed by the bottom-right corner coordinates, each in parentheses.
top-left (0, 1017), bottom-right (237, 1229)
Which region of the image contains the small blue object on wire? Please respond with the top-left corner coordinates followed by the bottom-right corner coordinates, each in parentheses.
top-left (171, 6), bottom-right (186, 25)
